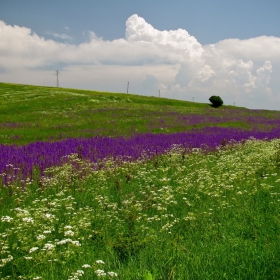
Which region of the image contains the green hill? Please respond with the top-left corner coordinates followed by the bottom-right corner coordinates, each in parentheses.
top-left (1, 82), bottom-right (280, 145)
top-left (1, 82), bottom-right (280, 279)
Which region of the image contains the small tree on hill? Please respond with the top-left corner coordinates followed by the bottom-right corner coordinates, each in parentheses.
top-left (209, 96), bottom-right (223, 107)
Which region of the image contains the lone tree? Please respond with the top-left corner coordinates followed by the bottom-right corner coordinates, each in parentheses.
top-left (209, 95), bottom-right (223, 107)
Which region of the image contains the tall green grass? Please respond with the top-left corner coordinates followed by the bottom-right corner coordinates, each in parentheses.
top-left (1, 139), bottom-right (280, 279)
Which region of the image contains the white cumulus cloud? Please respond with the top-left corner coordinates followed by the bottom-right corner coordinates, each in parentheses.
top-left (213, 36), bottom-right (280, 62)
top-left (126, 14), bottom-right (204, 62)
top-left (196, 65), bottom-right (216, 83)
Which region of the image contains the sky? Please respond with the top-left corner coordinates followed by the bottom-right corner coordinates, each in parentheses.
top-left (1, 0), bottom-right (280, 110)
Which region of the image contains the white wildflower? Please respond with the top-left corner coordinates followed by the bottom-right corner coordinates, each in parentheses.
top-left (1, 216), bottom-right (13, 223)
top-left (96, 260), bottom-right (105, 264)
top-left (22, 217), bottom-right (34, 223)
top-left (95, 269), bottom-right (106, 277)
top-left (45, 213), bottom-right (55, 219)
top-left (76, 270), bottom-right (84, 276)
top-left (0, 255), bottom-right (13, 266)
top-left (64, 230), bottom-right (75, 237)
top-left (29, 247), bottom-right (39, 253)
top-left (71, 240), bottom-right (81, 246)
top-left (43, 243), bottom-right (55, 250)
top-left (56, 239), bottom-right (81, 246)
top-left (37, 234), bottom-right (46, 241)
top-left (64, 225), bottom-right (73, 230)
top-left (108, 271), bottom-right (118, 277)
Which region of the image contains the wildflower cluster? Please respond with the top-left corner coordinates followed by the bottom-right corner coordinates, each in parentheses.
top-left (1, 138), bottom-right (280, 279)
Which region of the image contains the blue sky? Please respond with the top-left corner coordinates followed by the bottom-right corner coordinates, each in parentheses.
top-left (1, 0), bottom-right (280, 109)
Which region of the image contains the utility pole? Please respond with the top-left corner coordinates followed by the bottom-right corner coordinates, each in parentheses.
top-left (55, 70), bottom-right (59, 87)
top-left (126, 81), bottom-right (129, 94)
top-left (159, 90), bottom-right (160, 98)
top-left (192, 97), bottom-right (194, 102)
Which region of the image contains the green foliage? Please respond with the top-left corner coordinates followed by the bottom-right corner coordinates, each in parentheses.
top-left (209, 95), bottom-right (224, 107)
top-left (143, 269), bottom-right (158, 280)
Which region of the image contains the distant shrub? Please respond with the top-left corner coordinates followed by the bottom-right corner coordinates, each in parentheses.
top-left (209, 96), bottom-right (223, 107)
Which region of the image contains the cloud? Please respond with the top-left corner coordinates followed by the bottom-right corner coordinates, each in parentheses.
top-left (213, 36), bottom-right (280, 63)
top-left (0, 15), bottom-right (280, 109)
top-left (46, 31), bottom-right (72, 40)
top-left (0, 20), bottom-right (71, 69)
top-left (125, 14), bottom-right (204, 62)
top-left (141, 74), bottom-right (160, 96)
top-left (196, 65), bottom-right (216, 83)
top-left (256, 61), bottom-right (272, 88)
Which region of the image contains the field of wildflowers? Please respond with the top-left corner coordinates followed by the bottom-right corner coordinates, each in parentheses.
top-left (2, 126), bottom-right (280, 187)
top-left (0, 83), bottom-right (280, 279)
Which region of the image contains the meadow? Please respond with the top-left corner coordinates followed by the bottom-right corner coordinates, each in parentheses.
top-left (0, 83), bottom-right (280, 279)
top-left (1, 83), bottom-right (280, 145)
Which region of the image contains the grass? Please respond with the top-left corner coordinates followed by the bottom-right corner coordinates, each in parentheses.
top-left (1, 139), bottom-right (280, 279)
top-left (0, 82), bottom-right (280, 279)
top-left (1, 82), bottom-right (280, 145)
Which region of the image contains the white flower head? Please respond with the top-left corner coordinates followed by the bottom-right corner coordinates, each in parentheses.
top-left (96, 260), bottom-right (105, 264)
top-left (75, 270), bottom-right (84, 276)
top-left (45, 213), bottom-right (55, 219)
top-left (37, 234), bottom-right (46, 241)
top-left (1, 216), bottom-right (13, 223)
top-left (64, 225), bottom-right (73, 230)
top-left (95, 269), bottom-right (106, 276)
top-left (29, 247), bottom-right (39, 253)
top-left (43, 243), bottom-right (55, 250)
top-left (108, 271), bottom-right (118, 277)
top-left (64, 230), bottom-right (75, 237)
top-left (22, 217), bottom-right (34, 223)
top-left (71, 240), bottom-right (81, 246)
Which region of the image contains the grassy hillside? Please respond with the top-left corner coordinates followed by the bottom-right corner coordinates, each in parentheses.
top-left (1, 82), bottom-right (280, 279)
top-left (1, 82), bottom-right (280, 145)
